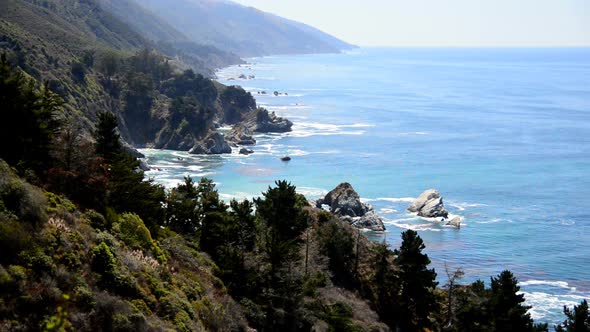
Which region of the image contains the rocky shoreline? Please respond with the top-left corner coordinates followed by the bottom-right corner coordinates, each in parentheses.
top-left (190, 108), bottom-right (293, 155)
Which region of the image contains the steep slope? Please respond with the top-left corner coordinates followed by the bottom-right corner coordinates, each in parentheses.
top-left (136, 0), bottom-right (355, 57)
top-left (0, 0), bottom-right (153, 128)
top-left (96, 0), bottom-right (242, 72)
top-left (0, 0), bottom-right (255, 152)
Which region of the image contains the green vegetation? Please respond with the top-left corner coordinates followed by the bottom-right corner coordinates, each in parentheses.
top-left (0, 7), bottom-right (587, 330)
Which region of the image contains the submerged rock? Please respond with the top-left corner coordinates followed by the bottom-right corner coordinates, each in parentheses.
top-left (189, 132), bottom-right (232, 155)
top-left (407, 189), bottom-right (449, 218)
top-left (317, 183), bottom-right (386, 231)
top-left (239, 148), bottom-right (254, 155)
top-left (280, 156), bottom-right (291, 161)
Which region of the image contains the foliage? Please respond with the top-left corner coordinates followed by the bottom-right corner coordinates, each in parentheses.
top-left (93, 111), bottom-right (121, 162)
top-left (0, 53), bottom-right (62, 173)
top-left (394, 230), bottom-right (439, 331)
top-left (556, 300), bottom-right (590, 332)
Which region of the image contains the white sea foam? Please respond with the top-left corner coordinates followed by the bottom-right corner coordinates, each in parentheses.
top-left (474, 218), bottom-right (512, 224)
top-left (297, 186), bottom-right (328, 198)
top-left (559, 219), bottom-right (576, 226)
top-left (379, 208), bottom-right (398, 214)
top-left (520, 290), bottom-right (588, 321)
top-left (449, 202), bottom-right (487, 211)
top-left (288, 149), bottom-right (310, 156)
top-left (219, 192), bottom-right (260, 202)
top-left (399, 131), bottom-right (431, 136)
top-left (282, 122), bottom-right (375, 138)
top-left (519, 280), bottom-right (577, 291)
top-left (362, 197), bottom-right (416, 203)
top-left (383, 217), bottom-right (442, 232)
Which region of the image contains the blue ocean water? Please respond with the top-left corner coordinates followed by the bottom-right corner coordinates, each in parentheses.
top-left (141, 47), bottom-right (590, 325)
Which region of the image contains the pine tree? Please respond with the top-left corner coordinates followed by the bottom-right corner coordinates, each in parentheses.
top-left (371, 242), bottom-right (400, 328)
top-left (93, 111), bottom-right (121, 162)
top-left (489, 270), bottom-right (547, 331)
top-left (394, 230), bottom-right (438, 331)
top-left (0, 54), bottom-right (61, 173)
top-left (556, 300), bottom-right (589, 332)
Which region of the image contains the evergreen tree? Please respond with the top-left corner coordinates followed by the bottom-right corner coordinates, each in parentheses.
top-left (394, 230), bottom-right (438, 331)
top-left (489, 270), bottom-right (547, 331)
top-left (106, 152), bottom-right (166, 233)
top-left (93, 111), bottom-right (121, 161)
top-left (371, 242), bottom-right (400, 329)
top-left (229, 199), bottom-right (257, 251)
top-left (556, 300), bottom-right (590, 332)
top-left (166, 176), bottom-right (200, 235)
top-left (254, 181), bottom-right (308, 331)
top-left (0, 54), bottom-right (61, 173)
top-left (316, 221), bottom-right (357, 287)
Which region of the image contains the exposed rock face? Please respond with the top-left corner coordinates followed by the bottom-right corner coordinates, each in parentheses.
top-left (242, 109), bottom-right (293, 133)
top-left (239, 148), bottom-right (254, 155)
top-left (446, 216), bottom-right (461, 228)
top-left (189, 132), bottom-right (232, 155)
top-left (407, 189), bottom-right (449, 218)
top-left (227, 126), bottom-right (256, 145)
top-left (317, 183), bottom-right (386, 231)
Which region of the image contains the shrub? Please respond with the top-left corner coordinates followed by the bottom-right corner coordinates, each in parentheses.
top-left (91, 242), bottom-right (117, 278)
top-left (0, 219), bottom-right (32, 264)
top-left (113, 213), bottom-right (166, 263)
top-left (113, 214), bottom-right (153, 251)
top-left (45, 192), bottom-right (76, 215)
top-left (84, 210), bottom-right (107, 230)
top-left (0, 162), bottom-right (48, 224)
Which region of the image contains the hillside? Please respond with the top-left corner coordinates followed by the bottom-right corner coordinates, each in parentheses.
top-left (96, 0), bottom-right (242, 72)
top-left (135, 0), bottom-right (356, 57)
top-left (0, 0), bottom-right (267, 153)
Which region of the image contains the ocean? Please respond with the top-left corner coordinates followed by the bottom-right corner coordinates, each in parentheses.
top-left (141, 47), bottom-right (590, 325)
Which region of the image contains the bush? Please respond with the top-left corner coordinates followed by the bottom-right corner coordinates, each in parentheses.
top-left (113, 214), bottom-right (153, 251)
top-left (91, 242), bottom-right (117, 278)
top-left (45, 192), bottom-right (76, 215)
top-left (0, 219), bottom-right (33, 264)
top-left (0, 161), bottom-right (48, 224)
top-left (113, 213), bottom-right (166, 263)
top-left (84, 210), bottom-right (107, 230)
top-left (70, 61), bottom-right (86, 83)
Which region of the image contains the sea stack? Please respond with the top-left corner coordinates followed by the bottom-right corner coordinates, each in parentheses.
top-left (407, 189), bottom-right (449, 218)
top-left (317, 183), bottom-right (386, 231)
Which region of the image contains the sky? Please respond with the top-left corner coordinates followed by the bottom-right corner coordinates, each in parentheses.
top-left (232, 0), bottom-right (590, 47)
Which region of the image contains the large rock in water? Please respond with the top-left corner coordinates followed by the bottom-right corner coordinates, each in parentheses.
top-left (189, 132), bottom-right (232, 155)
top-left (407, 189), bottom-right (449, 218)
top-left (242, 109), bottom-right (293, 133)
top-left (317, 183), bottom-right (386, 231)
top-left (227, 126), bottom-right (256, 145)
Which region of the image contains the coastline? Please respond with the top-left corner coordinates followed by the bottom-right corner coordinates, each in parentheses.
top-left (141, 47), bottom-right (590, 326)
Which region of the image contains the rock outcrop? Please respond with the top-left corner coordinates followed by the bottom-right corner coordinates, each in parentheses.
top-left (227, 126), bottom-right (256, 145)
top-left (239, 148), bottom-right (254, 155)
top-left (242, 109), bottom-right (293, 133)
top-left (317, 183), bottom-right (386, 231)
top-left (446, 216), bottom-right (461, 228)
top-left (189, 132), bottom-right (232, 155)
top-left (407, 189), bottom-right (449, 218)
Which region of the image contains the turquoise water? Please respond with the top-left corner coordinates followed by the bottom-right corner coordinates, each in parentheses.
top-left (141, 48), bottom-right (590, 324)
